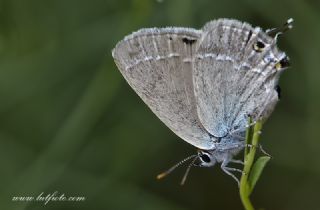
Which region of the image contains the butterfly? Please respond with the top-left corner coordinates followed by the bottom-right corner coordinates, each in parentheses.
top-left (112, 18), bottom-right (292, 185)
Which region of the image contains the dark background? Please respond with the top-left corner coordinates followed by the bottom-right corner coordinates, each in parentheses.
top-left (0, 0), bottom-right (319, 209)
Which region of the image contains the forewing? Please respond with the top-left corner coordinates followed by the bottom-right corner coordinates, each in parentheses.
top-left (112, 27), bottom-right (215, 149)
top-left (193, 19), bottom-right (286, 137)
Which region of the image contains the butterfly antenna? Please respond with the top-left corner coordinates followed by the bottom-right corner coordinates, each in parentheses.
top-left (180, 156), bottom-right (198, 185)
top-left (157, 154), bottom-right (197, 180)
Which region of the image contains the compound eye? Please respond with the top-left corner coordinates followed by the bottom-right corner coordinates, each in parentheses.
top-left (200, 153), bottom-right (211, 163)
top-left (253, 41), bottom-right (265, 52)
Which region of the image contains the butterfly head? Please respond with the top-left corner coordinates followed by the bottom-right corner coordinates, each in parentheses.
top-left (156, 149), bottom-right (219, 185)
top-left (195, 150), bottom-right (217, 167)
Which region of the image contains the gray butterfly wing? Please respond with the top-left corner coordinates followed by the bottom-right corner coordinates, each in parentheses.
top-left (112, 27), bottom-right (216, 150)
top-left (193, 19), bottom-right (286, 137)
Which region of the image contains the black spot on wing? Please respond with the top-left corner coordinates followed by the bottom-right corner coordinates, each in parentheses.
top-left (256, 41), bottom-right (265, 49)
top-left (280, 56), bottom-right (290, 68)
top-left (253, 41), bottom-right (265, 52)
top-left (182, 37), bottom-right (197, 45)
top-left (245, 30), bottom-right (252, 46)
top-left (275, 85), bottom-right (281, 99)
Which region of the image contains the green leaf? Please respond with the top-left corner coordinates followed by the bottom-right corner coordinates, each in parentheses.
top-left (247, 156), bottom-right (271, 195)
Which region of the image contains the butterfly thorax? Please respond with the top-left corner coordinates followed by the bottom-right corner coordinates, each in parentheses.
top-left (197, 133), bottom-right (245, 167)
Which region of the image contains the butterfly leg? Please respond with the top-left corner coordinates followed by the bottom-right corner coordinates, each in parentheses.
top-left (258, 144), bottom-right (272, 157)
top-left (230, 159), bottom-right (244, 165)
top-left (221, 161), bottom-right (242, 186)
top-left (245, 144), bottom-right (272, 157)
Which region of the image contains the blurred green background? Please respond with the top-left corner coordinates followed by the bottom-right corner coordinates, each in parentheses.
top-left (0, 0), bottom-right (319, 209)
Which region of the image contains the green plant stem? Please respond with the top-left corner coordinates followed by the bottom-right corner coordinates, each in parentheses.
top-left (239, 122), bottom-right (263, 210)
